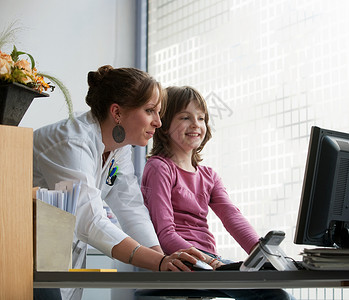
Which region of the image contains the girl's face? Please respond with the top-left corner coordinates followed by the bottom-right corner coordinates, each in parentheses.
top-left (168, 101), bottom-right (207, 155)
top-left (121, 87), bottom-right (162, 147)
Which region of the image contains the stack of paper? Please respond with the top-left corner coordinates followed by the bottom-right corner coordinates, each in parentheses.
top-left (301, 248), bottom-right (349, 270)
top-left (36, 181), bottom-right (81, 215)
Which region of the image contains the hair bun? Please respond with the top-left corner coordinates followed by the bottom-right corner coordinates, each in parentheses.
top-left (87, 65), bottom-right (114, 87)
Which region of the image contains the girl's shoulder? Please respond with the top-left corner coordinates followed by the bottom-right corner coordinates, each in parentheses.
top-left (146, 155), bottom-right (176, 171)
top-left (197, 164), bottom-right (216, 175)
top-left (197, 164), bottom-right (222, 182)
top-left (144, 156), bottom-right (178, 183)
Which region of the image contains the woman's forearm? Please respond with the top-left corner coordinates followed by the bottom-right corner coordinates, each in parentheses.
top-left (111, 237), bottom-right (205, 271)
top-left (150, 245), bottom-right (164, 254)
top-left (111, 237), bottom-right (168, 271)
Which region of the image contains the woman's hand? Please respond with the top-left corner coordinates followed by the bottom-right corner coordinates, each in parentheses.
top-left (199, 251), bottom-right (225, 270)
top-left (205, 257), bottom-right (224, 270)
top-left (159, 247), bottom-right (206, 271)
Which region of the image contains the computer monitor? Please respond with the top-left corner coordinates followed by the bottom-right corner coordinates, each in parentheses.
top-left (294, 126), bottom-right (349, 249)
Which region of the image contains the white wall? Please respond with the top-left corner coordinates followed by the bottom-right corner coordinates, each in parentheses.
top-left (1, 0), bottom-right (136, 130)
top-left (2, 2), bottom-right (137, 299)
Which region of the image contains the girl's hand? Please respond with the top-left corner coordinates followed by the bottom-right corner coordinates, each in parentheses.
top-left (159, 247), bottom-right (206, 271)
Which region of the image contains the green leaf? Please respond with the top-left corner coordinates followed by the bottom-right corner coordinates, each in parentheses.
top-left (10, 67), bottom-right (31, 84)
top-left (11, 45), bottom-right (19, 62)
top-left (38, 72), bottom-right (74, 120)
top-left (16, 51), bottom-right (35, 70)
top-left (10, 45), bottom-right (36, 70)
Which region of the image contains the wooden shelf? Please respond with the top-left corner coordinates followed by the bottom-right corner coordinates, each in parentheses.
top-left (0, 125), bottom-right (33, 299)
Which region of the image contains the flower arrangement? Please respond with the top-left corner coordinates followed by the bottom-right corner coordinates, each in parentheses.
top-left (0, 46), bottom-right (51, 92)
top-left (0, 22), bottom-right (73, 118)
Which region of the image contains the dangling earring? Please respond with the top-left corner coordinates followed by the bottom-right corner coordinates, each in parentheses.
top-left (112, 119), bottom-right (126, 143)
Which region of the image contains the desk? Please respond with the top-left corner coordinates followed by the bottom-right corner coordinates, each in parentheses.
top-left (34, 270), bottom-right (349, 289)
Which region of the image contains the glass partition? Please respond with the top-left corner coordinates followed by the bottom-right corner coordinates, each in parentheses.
top-left (148, 1), bottom-right (349, 298)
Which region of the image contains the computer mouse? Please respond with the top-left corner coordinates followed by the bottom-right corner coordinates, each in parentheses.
top-left (183, 260), bottom-right (213, 271)
top-left (195, 260), bottom-right (214, 270)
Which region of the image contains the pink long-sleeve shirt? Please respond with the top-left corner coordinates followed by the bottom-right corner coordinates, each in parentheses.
top-left (141, 156), bottom-right (259, 256)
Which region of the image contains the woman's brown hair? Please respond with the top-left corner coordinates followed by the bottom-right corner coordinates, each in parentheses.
top-left (85, 65), bottom-right (163, 122)
top-left (149, 86), bottom-right (212, 168)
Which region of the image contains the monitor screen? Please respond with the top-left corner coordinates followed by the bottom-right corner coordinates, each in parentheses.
top-left (294, 126), bottom-right (349, 249)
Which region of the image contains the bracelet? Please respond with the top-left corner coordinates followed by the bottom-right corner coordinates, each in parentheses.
top-left (158, 255), bottom-right (167, 271)
top-left (128, 244), bottom-right (141, 264)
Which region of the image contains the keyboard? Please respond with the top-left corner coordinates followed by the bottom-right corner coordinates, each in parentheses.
top-left (216, 261), bottom-right (304, 271)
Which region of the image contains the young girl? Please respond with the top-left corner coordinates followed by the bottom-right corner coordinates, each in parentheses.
top-left (142, 86), bottom-right (294, 300)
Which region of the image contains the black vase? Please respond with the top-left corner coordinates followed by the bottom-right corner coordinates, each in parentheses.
top-left (0, 82), bottom-right (49, 126)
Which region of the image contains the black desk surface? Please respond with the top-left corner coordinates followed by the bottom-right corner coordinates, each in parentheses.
top-left (34, 270), bottom-right (349, 289)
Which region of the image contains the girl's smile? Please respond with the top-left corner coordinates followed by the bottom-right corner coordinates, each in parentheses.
top-left (168, 101), bottom-right (207, 155)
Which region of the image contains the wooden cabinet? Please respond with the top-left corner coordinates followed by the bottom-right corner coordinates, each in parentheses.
top-left (0, 125), bottom-right (33, 299)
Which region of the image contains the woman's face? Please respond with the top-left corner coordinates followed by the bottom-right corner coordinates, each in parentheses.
top-left (121, 87), bottom-right (162, 147)
top-left (168, 101), bottom-right (207, 155)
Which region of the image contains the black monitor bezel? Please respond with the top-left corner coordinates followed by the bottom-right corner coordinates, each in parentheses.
top-left (294, 126), bottom-right (349, 248)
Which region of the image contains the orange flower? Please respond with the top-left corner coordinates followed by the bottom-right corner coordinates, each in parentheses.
top-left (35, 75), bottom-right (51, 92)
top-left (0, 50), bottom-right (13, 62)
top-left (15, 59), bottom-right (32, 74)
top-left (0, 50), bottom-right (14, 75)
top-left (12, 59), bottom-right (34, 84)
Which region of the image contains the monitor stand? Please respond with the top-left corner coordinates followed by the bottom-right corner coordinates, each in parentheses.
top-left (331, 221), bottom-right (349, 249)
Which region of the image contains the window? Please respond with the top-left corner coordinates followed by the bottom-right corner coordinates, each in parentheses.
top-left (148, 1), bottom-right (349, 298)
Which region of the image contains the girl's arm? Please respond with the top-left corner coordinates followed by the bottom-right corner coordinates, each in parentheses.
top-left (141, 158), bottom-right (193, 254)
top-left (209, 171), bottom-right (260, 254)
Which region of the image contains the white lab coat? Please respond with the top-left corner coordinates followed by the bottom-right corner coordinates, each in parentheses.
top-left (33, 111), bottom-right (159, 300)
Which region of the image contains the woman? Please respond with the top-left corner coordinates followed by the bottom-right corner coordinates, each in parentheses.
top-left (141, 86), bottom-right (295, 299)
top-left (33, 68), bottom-right (204, 300)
